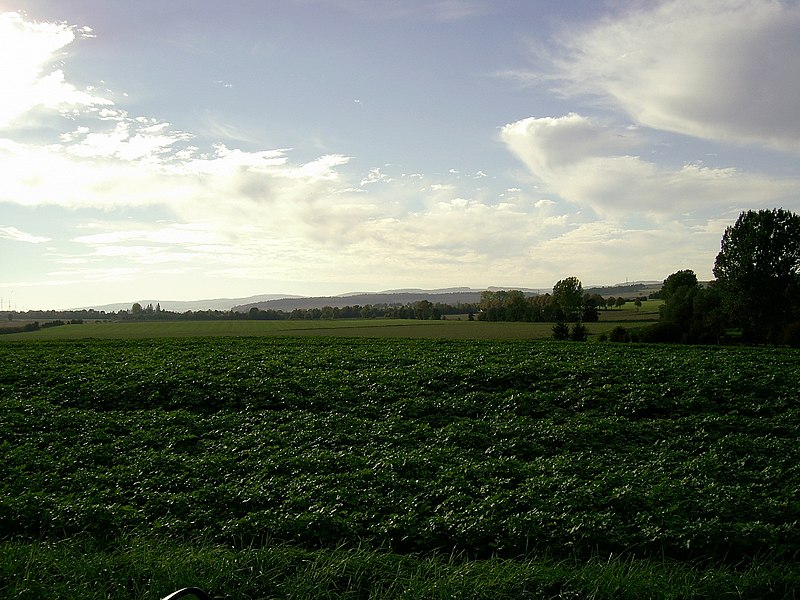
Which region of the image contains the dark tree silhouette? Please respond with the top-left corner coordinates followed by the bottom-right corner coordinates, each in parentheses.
top-left (713, 208), bottom-right (800, 344)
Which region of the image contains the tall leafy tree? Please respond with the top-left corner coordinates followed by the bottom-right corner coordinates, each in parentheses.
top-left (661, 269), bottom-right (699, 300)
top-left (713, 209), bottom-right (800, 344)
top-left (659, 270), bottom-right (700, 327)
top-left (552, 277), bottom-right (583, 322)
top-left (656, 269), bottom-right (724, 344)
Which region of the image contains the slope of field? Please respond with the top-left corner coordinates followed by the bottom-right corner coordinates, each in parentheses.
top-left (1, 337), bottom-right (797, 598)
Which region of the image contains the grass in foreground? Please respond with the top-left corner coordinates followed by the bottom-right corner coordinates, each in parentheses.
top-left (2, 536), bottom-right (796, 600)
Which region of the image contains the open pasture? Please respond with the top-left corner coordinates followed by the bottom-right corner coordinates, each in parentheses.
top-left (598, 299), bottom-right (661, 322)
top-left (1, 336), bottom-right (798, 598)
top-left (0, 314), bottom-right (658, 341)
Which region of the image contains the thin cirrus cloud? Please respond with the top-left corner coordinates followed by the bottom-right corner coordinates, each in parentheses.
top-left (528, 221), bottom-right (723, 286)
top-left (547, 0), bottom-right (800, 151)
top-left (0, 226), bottom-right (50, 244)
top-left (73, 224), bottom-right (222, 247)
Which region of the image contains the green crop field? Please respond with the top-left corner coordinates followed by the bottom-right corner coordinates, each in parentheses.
top-left (0, 318), bottom-right (551, 340)
top-left (1, 336), bottom-right (798, 598)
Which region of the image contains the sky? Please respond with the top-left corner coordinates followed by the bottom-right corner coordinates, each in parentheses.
top-left (2, 0), bottom-right (799, 310)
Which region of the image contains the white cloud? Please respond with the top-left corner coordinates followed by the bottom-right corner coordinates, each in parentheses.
top-left (284, 154), bottom-right (350, 180)
top-left (501, 114), bottom-right (800, 217)
top-left (0, 11), bottom-right (112, 127)
top-left (550, 0), bottom-right (800, 150)
top-left (178, 145), bottom-right (288, 175)
top-left (0, 133), bottom-right (351, 213)
top-left (0, 225), bottom-right (50, 244)
top-left (360, 167), bottom-right (392, 186)
top-left (65, 119), bottom-right (192, 162)
top-left (501, 113), bottom-right (639, 173)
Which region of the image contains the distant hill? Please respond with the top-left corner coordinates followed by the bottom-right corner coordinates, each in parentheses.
top-left (78, 294), bottom-right (302, 313)
top-left (232, 290), bottom-right (495, 312)
top-left (584, 281), bottom-right (664, 297)
top-left (233, 285), bottom-right (625, 313)
top-left (232, 283), bottom-right (667, 313)
top-left (75, 282), bottom-right (667, 314)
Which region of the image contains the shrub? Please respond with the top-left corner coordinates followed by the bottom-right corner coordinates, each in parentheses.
top-left (784, 322), bottom-right (800, 348)
top-left (609, 326), bottom-right (629, 342)
top-left (570, 322), bottom-right (588, 342)
top-left (633, 322), bottom-right (680, 343)
top-left (552, 321), bottom-right (569, 340)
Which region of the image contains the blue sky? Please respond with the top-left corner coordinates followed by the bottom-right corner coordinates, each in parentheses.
top-left (2, 0), bottom-right (799, 310)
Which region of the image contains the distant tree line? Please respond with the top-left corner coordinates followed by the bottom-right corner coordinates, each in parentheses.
top-left (111, 300), bottom-right (481, 322)
top-left (5, 308), bottom-right (106, 321)
top-left (477, 278), bottom-right (627, 323)
top-left (246, 300), bottom-right (478, 321)
top-left (0, 319), bottom-right (81, 335)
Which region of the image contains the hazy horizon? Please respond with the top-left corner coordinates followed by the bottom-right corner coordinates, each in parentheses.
top-left (4, 280), bottom-right (665, 313)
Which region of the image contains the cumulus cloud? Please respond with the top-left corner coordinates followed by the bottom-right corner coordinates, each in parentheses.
top-left (501, 114), bottom-right (800, 217)
top-left (549, 0), bottom-right (800, 150)
top-left (501, 113), bottom-right (639, 173)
